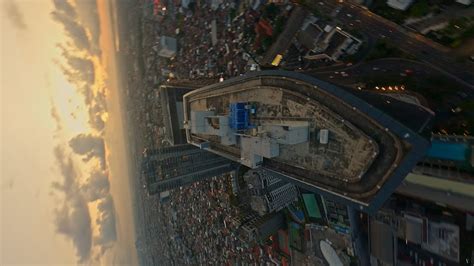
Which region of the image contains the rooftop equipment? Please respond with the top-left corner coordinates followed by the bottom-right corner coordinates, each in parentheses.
top-left (319, 129), bottom-right (329, 144)
top-left (229, 102), bottom-right (251, 130)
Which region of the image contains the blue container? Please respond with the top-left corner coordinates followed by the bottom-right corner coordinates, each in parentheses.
top-left (229, 102), bottom-right (250, 130)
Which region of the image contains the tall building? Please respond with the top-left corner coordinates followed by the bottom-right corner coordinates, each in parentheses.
top-left (141, 144), bottom-right (235, 195)
top-left (245, 168), bottom-right (298, 216)
top-left (238, 211), bottom-right (286, 244)
top-left (182, 71), bottom-right (430, 213)
top-left (369, 219), bottom-right (397, 266)
top-left (159, 85), bottom-right (195, 145)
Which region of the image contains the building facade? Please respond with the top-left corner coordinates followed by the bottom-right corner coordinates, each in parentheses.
top-left (245, 168), bottom-right (299, 216)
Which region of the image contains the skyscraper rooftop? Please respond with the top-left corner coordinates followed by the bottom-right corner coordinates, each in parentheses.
top-left (182, 71), bottom-right (430, 213)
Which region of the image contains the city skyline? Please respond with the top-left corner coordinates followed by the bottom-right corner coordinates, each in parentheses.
top-left (2, 0), bottom-right (473, 265)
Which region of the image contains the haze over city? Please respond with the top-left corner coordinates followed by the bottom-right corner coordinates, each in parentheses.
top-left (2, 0), bottom-right (136, 264)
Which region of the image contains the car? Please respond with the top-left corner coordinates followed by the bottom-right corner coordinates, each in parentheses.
top-left (347, 13), bottom-right (353, 17)
top-left (319, 1), bottom-right (324, 5)
top-left (249, 64), bottom-right (259, 71)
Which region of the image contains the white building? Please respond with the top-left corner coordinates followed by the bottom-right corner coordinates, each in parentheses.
top-left (190, 110), bottom-right (309, 168)
top-left (156, 36), bottom-right (177, 58)
top-left (300, 24), bottom-right (362, 62)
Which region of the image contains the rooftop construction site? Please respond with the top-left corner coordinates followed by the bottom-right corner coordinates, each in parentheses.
top-left (183, 71), bottom-right (430, 212)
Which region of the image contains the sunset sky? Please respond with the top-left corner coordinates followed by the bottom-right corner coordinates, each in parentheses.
top-left (1, 0), bottom-right (137, 264)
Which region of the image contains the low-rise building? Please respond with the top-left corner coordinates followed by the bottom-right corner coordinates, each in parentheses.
top-left (155, 36), bottom-right (177, 58)
top-left (397, 134), bottom-right (474, 212)
top-left (399, 213), bottom-right (460, 263)
top-left (299, 21), bottom-right (362, 62)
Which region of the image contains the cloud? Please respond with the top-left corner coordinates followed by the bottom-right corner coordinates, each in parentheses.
top-left (66, 56), bottom-right (95, 84)
top-left (3, 0), bottom-right (27, 30)
top-left (51, 0), bottom-right (102, 55)
top-left (51, 10), bottom-right (90, 51)
top-left (55, 60), bottom-right (94, 106)
top-left (88, 99), bottom-right (107, 131)
top-left (51, 146), bottom-right (92, 263)
top-left (54, 44), bottom-right (109, 132)
top-left (50, 103), bottom-right (62, 132)
top-left (94, 195), bottom-right (117, 253)
top-left (52, 0), bottom-right (76, 17)
top-left (57, 44), bottom-right (95, 86)
top-left (1, 178), bottom-right (14, 190)
top-left (68, 134), bottom-right (106, 168)
top-left (81, 169), bottom-right (110, 202)
top-left (51, 0), bottom-right (109, 133)
top-left (51, 145), bottom-right (118, 263)
top-left (74, 0), bottom-right (101, 54)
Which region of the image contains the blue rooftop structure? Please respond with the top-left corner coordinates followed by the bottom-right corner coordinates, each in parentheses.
top-left (426, 140), bottom-right (469, 162)
top-left (229, 102), bottom-right (250, 130)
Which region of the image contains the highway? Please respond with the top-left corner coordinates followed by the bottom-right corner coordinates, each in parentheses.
top-left (315, 0), bottom-right (474, 89)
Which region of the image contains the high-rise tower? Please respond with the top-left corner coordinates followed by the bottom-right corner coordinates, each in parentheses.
top-left (182, 71), bottom-right (431, 213)
top-left (141, 144), bottom-right (235, 195)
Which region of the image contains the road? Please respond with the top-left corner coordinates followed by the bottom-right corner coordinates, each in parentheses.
top-left (314, 0), bottom-right (474, 89)
top-left (307, 57), bottom-right (473, 93)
